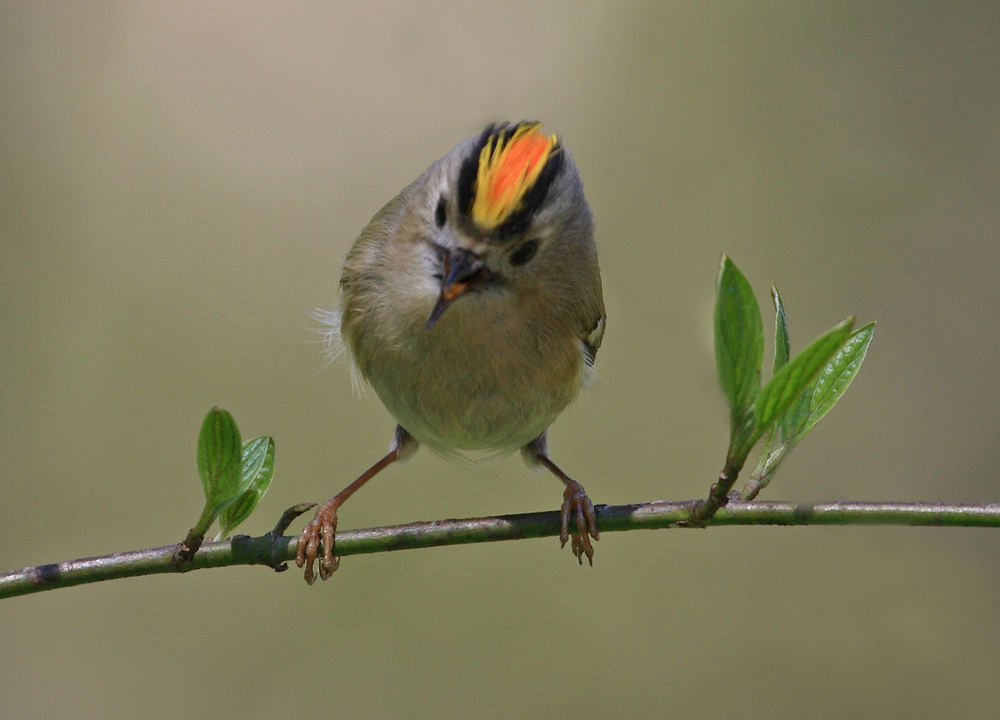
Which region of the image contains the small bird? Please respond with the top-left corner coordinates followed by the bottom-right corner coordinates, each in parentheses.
top-left (297, 121), bottom-right (606, 583)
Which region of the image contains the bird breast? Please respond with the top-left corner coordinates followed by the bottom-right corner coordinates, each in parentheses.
top-left (342, 283), bottom-right (585, 453)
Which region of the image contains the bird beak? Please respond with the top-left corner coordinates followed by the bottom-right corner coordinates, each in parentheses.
top-left (427, 248), bottom-right (486, 328)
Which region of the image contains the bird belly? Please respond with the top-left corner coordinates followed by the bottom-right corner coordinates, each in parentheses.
top-left (347, 295), bottom-right (584, 453)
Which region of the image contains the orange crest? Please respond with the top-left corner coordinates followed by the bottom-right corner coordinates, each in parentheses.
top-left (471, 123), bottom-right (558, 229)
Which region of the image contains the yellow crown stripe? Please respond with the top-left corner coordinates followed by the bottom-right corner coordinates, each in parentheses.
top-left (471, 124), bottom-right (558, 229)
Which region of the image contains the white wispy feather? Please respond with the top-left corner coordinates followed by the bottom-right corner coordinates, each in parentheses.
top-left (308, 305), bottom-right (365, 397)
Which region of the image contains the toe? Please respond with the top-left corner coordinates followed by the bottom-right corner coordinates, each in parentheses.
top-left (559, 496), bottom-right (572, 547)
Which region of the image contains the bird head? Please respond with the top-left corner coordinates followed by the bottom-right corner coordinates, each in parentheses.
top-left (423, 121), bottom-right (591, 328)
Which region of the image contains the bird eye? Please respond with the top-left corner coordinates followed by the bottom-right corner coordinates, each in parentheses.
top-left (509, 239), bottom-right (539, 267)
top-left (435, 196), bottom-right (447, 228)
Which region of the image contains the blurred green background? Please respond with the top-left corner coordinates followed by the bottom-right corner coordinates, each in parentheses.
top-left (2, 2), bottom-right (999, 718)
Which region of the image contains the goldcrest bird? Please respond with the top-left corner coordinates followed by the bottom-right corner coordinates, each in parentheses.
top-left (297, 121), bottom-right (606, 583)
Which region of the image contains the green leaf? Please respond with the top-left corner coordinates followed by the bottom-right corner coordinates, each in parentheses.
top-left (792, 322), bottom-right (875, 442)
top-left (218, 437), bottom-right (276, 538)
top-left (780, 384), bottom-right (814, 442)
top-left (755, 317), bottom-right (854, 431)
top-left (239, 436), bottom-right (273, 492)
top-left (759, 286), bottom-right (792, 457)
top-left (771, 286), bottom-right (790, 373)
top-left (196, 407), bottom-right (243, 513)
top-left (746, 322), bottom-right (874, 499)
top-left (714, 255), bottom-right (763, 433)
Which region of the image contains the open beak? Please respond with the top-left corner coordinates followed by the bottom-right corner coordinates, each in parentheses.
top-left (426, 248), bottom-right (486, 328)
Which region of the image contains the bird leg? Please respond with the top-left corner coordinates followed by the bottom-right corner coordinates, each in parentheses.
top-left (296, 426), bottom-right (416, 584)
top-left (523, 434), bottom-right (599, 565)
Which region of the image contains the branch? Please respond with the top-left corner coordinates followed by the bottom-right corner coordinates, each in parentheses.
top-left (3, 499), bottom-right (999, 600)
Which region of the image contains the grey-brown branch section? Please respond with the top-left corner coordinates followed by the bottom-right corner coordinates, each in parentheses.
top-left (3, 500), bottom-right (1000, 599)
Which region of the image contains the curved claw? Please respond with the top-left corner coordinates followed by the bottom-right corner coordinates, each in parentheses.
top-left (560, 479), bottom-right (599, 566)
top-left (295, 502), bottom-right (340, 585)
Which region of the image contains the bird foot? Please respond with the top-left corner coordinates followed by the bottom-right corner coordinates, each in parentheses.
top-left (560, 479), bottom-right (599, 565)
top-left (295, 501), bottom-right (341, 584)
